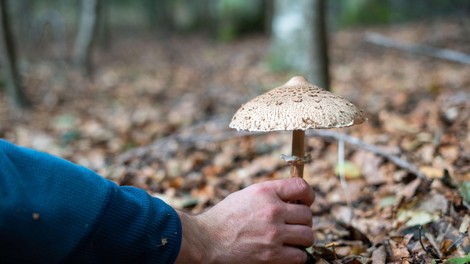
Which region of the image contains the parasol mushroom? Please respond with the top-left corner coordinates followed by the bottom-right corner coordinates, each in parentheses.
top-left (229, 76), bottom-right (365, 178)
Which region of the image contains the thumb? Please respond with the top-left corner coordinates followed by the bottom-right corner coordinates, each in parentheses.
top-left (268, 178), bottom-right (315, 206)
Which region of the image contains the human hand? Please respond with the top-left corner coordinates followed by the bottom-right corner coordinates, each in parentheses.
top-left (175, 177), bottom-right (315, 264)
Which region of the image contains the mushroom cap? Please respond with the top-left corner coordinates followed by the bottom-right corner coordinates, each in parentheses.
top-left (229, 76), bottom-right (365, 132)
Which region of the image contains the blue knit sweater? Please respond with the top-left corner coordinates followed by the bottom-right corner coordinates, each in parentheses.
top-left (0, 139), bottom-right (182, 263)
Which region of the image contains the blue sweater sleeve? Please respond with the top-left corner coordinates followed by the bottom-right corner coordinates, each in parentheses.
top-left (0, 139), bottom-right (182, 263)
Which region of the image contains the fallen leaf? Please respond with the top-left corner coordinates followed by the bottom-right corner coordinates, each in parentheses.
top-left (397, 209), bottom-right (439, 227)
top-left (379, 110), bottom-right (419, 135)
top-left (397, 178), bottom-right (422, 201)
top-left (397, 192), bottom-right (447, 227)
top-left (335, 161), bottom-right (362, 179)
top-left (387, 234), bottom-right (413, 263)
top-left (459, 181), bottom-right (470, 205)
top-left (371, 245), bottom-right (386, 264)
top-left (449, 253), bottom-right (470, 264)
top-left (439, 145), bottom-right (460, 164)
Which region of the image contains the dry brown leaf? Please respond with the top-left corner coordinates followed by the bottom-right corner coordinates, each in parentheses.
top-left (352, 151), bottom-right (387, 185)
top-left (379, 111), bottom-right (419, 135)
top-left (371, 245), bottom-right (387, 264)
top-left (387, 234), bottom-right (413, 263)
top-left (439, 145), bottom-right (460, 164)
top-left (420, 166), bottom-right (444, 178)
top-left (397, 178), bottom-right (422, 202)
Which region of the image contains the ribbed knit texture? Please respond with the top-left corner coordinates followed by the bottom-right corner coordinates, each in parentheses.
top-left (0, 139), bottom-right (182, 263)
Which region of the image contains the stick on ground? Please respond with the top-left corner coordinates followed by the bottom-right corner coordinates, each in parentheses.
top-left (115, 116), bottom-right (427, 180)
top-left (364, 32), bottom-right (470, 65)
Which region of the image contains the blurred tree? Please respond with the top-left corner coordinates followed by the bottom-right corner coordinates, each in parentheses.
top-left (73, 0), bottom-right (101, 76)
top-left (270, 0), bottom-right (330, 90)
top-left (0, 0), bottom-right (30, 108)
top-left (31, 9), bottom-right (67, 62)
top-left (172, 0), bottom-right (208, 33)
top-left (306, 0), bottom-right (329, 90)
top-left (139, 0), bottom-right (265, 39)
top-left (142, 0), bottom-right (207, 35)
top-left (215, 0), bottom-right (265, 41)
top-left (143, 0), bottom-right (173, 33)
top-left (97, 0), bottom-right (111, 50)
top-left (334, 0), bottom-right (470, 27)
top-left (9, 0), bottom-right (34, 50)
top-left (264, 0), bottom-right (274, 36)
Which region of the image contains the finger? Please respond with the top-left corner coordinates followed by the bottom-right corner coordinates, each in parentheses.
top-left (277, 246), bottom-right (308, 264)
top-left (270, 178), bottom-right (315, 206)
top-left (284, 203), bottom-right (313, 226)
top-left (282, 225), bottom-right (314, 248)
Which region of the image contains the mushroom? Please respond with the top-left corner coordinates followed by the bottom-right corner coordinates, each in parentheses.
top-left (229, 76), bottom-right (365, 178)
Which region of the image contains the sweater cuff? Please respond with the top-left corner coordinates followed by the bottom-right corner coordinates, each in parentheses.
top-left (66, 185), bottom-right (182, 264)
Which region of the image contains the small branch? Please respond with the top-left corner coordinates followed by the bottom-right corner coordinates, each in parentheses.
top-left (115, 116), bottom-right (427, 180)
top-left (306, 130), bottom-right (427, 180)
top-left (364, 32), bottom-right (470, 65)
top-left (116, 116), bottom-right (242, 164)
top-left (419, 226), bottom-right (440, 259)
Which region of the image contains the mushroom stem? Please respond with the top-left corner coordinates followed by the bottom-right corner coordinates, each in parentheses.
top-left (291, 130), bottom-right (305, 178)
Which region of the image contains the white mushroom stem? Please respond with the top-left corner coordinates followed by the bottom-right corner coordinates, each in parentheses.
top-left (291, 130), bottom-right (305, 178)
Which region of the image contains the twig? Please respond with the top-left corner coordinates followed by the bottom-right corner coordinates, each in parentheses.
top-left (445, 231), bottom-right (468, 254)
top-left (306, 130), bottom-right (427, 180)
top-left (337, 138), bottom-right (353, 215)
top-left (116, 115), bottom-right (245, 164)
top-left (425, 232), bottom-right (443, 259)
top-left (364, 32), bottom-right (470, 65)
top-left (115, 116), bottom-right (428, 180)
top-left (419, 226), bottom-right (440, 259)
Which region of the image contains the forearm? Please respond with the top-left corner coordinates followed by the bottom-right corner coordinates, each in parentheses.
top-left (66, 186), bottom-right (182, 263)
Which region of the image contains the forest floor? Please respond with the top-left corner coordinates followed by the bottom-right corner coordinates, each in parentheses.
top-left (1, 17), bottom-right (469, 263)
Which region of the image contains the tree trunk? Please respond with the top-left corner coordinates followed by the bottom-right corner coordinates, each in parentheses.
top-left (97, 0), bottom-right (111, 50)
top-left (0, 0), bottom-right (30, 109)
top-left (270, 0), bottom-right (330, 90)
top-left (263, 0), bottom-right (274, 36)
top-left (11, 0), bottom-right (34, 51)
top-left (306, 0), bottom-right (330, 90)
top-left (73, 0), bottom-right (101, 76)
top-left (144, 0), bottom-right (173, 34)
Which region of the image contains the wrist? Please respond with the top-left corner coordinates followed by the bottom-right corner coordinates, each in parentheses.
top-left (175, 211), bottom-right (213, 264)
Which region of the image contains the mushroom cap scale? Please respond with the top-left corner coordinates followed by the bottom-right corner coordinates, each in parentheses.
top-left (229, 76), bottom-right (365, 132)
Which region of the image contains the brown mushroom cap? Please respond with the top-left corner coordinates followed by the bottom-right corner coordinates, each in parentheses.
top-left (229, 76), bottom-right (365, 132)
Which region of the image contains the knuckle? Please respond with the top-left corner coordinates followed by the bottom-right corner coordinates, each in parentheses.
top-left (258, 247), bottom-right (277, 263)
top-left (264, 225), bottom-right (282, 242)
top-left (253, 183), bottom-right (271, 195)
top-left (258, 246), bottom-right (281, 263)
top-left (262, 204), bottom-right (283, 221)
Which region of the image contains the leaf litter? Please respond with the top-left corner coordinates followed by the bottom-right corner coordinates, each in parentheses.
top-left (1, 18), bottom-right (469, 263)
